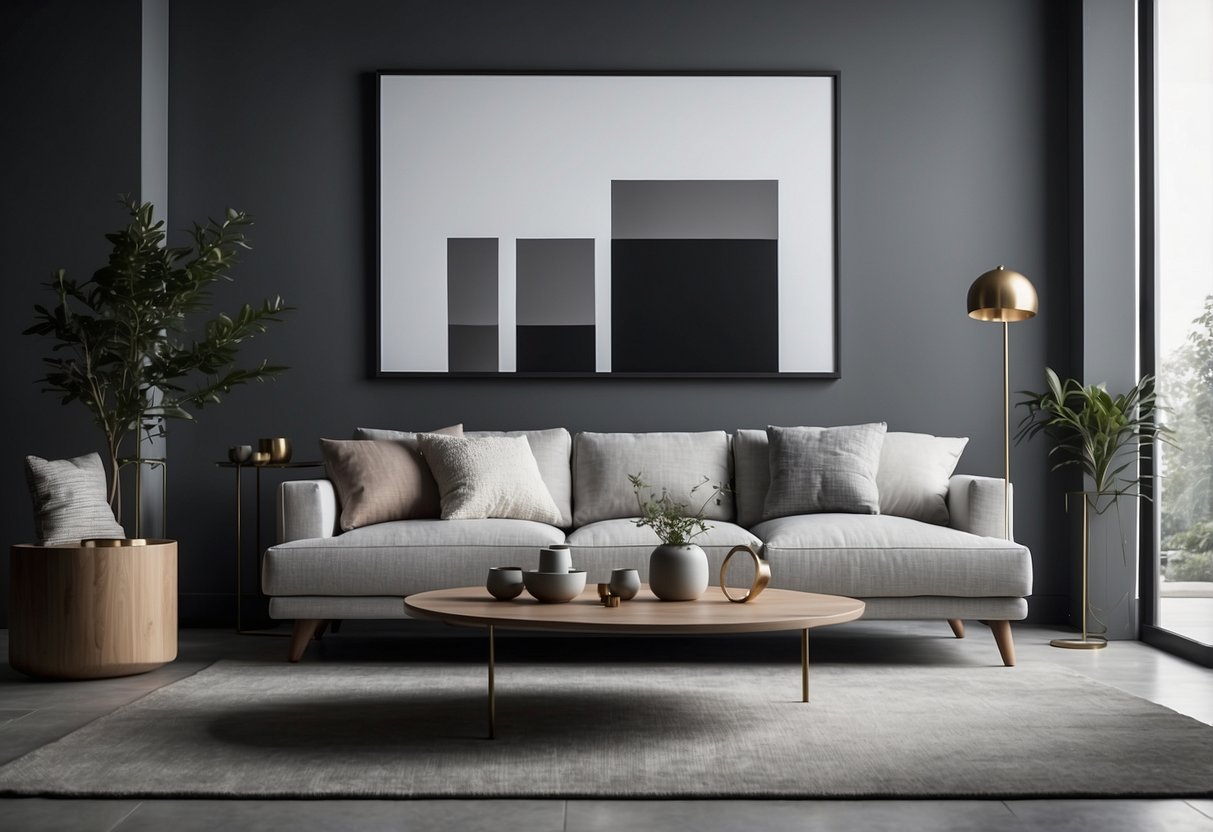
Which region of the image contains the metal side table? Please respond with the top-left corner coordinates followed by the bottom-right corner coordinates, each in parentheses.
top-left (217, 460), bottom-right (322, 634)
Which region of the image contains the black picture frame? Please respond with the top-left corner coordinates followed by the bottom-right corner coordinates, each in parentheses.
top-left (373, 71), bottom-right (839, 380)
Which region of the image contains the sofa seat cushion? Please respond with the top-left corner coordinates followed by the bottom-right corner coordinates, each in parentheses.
top-left (262, 518), bottom-right (564, 596)
top-left (566, 518), bottom-right (760, 584)
top-left (752, 514), bottom-right (1032, 598)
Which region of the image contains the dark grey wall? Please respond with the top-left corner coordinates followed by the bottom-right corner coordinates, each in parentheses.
top-left (0, 1), bottom-right (143, 622)
top-left (1, 0), bottom-right (1075, 627)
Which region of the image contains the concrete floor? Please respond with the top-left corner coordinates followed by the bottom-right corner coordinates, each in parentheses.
top-left (1, 619), bottom-right (1212, 831)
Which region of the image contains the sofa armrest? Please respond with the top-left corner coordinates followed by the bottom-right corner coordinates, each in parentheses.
top-left (278, 479), bottom-right (338, 543)
top-left (947, 475), bottom-right (1015, 541)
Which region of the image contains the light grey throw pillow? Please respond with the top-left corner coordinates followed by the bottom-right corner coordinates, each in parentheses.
top-left (24, 453), bottom-right (126, 545)
top-left (417, 434), bottom-right (563, 525)
top-left (877, 432), bottom-right (968, 525)
top-left (762, 423), bottom-right (887, 520)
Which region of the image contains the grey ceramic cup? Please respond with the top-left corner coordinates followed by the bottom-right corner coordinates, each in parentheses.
top-left (228, 445), bottom-right (253, 464)
top-left (538, 547), bottom-right (572, 574)
top-left (609, 568), bottom-right (641, 600)
top-left (486, 566), bottom-right (525, 600)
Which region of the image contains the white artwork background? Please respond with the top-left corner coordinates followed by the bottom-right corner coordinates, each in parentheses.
top-left (379, 74), bottom-right (835, 373)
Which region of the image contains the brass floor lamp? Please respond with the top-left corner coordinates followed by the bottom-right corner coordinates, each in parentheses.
top-left (966, 266), bottom-right (1038, 541)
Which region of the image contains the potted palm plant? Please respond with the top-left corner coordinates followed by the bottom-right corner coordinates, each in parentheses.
top-left (25, 197), bottom-right (292, 533)
top-left (1016, 368), bottom-right (1173, 648)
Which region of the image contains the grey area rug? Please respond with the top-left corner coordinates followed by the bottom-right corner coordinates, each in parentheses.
top-left (1, 660), bottom-right (1211, 799)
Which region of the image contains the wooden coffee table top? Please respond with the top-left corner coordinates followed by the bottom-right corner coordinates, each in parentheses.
top-left (405, 586), bottom-right (864, 634)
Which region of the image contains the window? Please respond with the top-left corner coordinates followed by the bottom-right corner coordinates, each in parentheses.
top-left (1153, 0), bottom-right (1213, 646)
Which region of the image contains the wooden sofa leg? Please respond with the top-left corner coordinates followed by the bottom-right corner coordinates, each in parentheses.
top-left (289, 619), bottom-right (322, 662)
top-left (947, 619), bottom-right (965, 639)
top-left (989, 620), bottom-right (1016, 667)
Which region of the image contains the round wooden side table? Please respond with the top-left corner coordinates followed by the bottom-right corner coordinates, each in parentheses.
top-left (8, 540), bottom-right (178, 679)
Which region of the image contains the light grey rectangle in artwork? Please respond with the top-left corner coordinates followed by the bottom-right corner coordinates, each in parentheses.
top-left (516, 238), bottom-right (595, 326)
top-left (611, 180), bottom-right (779, 240)
top-left (447, 238), bottom-right (498, 325)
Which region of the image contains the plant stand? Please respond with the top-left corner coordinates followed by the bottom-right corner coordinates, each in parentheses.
top-left (1050, 497), bottom-right (1108, 650)
top-left (8, 540), bottom-right (178, 679)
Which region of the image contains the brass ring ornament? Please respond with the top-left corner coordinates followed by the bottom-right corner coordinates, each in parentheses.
top-left (720, 545), bottom-right (771, 603)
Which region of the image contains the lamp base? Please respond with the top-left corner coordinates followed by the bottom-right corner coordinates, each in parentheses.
top-left (1050, 636), bottom-right (1107, 650)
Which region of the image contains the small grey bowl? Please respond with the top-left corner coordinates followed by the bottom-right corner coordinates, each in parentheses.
top-left (523, 569), bottom-right (587, 603)
top-left (486, 566), bottom-right (525, 600)
top-left (228, 445), bottom-right (253, 464)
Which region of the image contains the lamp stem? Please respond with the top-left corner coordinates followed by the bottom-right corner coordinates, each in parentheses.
top-left (1003, 321), bottom-right (1010, 541)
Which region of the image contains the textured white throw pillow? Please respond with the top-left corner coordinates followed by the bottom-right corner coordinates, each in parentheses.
top-left (417, 434), bottom-right (563, 525)
top-left (24, 453), bottom-right (126, 545)
top-left (877, 432), bottom-right (969, 525)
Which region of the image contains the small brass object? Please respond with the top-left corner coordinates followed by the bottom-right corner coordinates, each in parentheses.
top-left (597, 582), bottom-right (611, 599)
top-left (720, 544), bottom-right (771, 603)
top-left (250, 451), bottom-right (272, 465)
top-left (259, 437), bottom-right (292, 464)
top-left (80, 538), bottom-right (148, 548)
top-left (603, 595), bottom-right (620, 608)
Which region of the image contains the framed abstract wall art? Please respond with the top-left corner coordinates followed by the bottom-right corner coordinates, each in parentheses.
top-left (375, 70), bottom-right (839, 378)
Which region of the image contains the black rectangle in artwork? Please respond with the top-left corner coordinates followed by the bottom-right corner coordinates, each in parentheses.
top-left (516, 325), bottom-right (596, 372)
top-left (611, 240), bottom-right (778, 373)
top-left (448, 325), bottom-right (498, 372)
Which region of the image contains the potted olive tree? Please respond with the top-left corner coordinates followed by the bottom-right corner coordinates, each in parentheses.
top-left (1016, 368), bottom-right (1173, 647)
top-left (25, 197), bottom-right (292, 532)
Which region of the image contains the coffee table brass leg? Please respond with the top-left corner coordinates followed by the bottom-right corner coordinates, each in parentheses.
top-left (488, 624), bottom-right (496, 739)
top-left (801, 629), bottom-right (809, 703)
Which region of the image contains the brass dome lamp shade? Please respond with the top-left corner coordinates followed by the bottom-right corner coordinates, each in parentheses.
top-left (967, 266), bottom-right (1038, 540)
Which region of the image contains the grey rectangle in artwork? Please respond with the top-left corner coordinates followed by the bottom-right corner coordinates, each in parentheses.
top-left (611, 180), bottom-right (779, 240)
top-left (447, 238), bottom-right (498, 325)
top-left (516, 238), bottom-right (595, 326)
top-left (448, 325), bottom-right (498, 372)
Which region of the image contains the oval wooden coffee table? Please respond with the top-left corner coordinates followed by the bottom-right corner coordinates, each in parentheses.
top-left (405, 586), bottom-right (864, 738)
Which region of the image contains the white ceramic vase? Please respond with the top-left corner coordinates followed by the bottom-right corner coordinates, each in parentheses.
top-left (648, 544), bottom-right (709, 601)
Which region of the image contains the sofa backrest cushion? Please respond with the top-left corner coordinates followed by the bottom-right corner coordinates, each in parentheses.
top-left (572, 431), bottom-right (734, 527)
top-left (466, 428), bottom-right (572, 528)
top-left (733, 428), bottom-right (968, 526)
top-left (762, 423), bottom-right (888, 519)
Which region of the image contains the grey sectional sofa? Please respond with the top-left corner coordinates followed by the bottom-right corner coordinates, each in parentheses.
top-left (264, 428), bottom-right (1032, 665)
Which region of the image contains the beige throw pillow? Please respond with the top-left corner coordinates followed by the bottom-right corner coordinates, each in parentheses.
top-left (321, 424), bottom-right (462, 531)
top-left (877, 432), bottom-right (968, 525)
top-left (417, 433), bottom-right (563, 525)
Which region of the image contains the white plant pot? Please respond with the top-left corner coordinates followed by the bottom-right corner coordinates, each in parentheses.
top-left (648, 544), bottom-right (709, 601)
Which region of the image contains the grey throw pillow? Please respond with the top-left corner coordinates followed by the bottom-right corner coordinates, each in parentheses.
top-left (24, 453), bottom-right (126, 545)
top-left (417, 434), bottom-right (563, 525)
top-left (762, 423), bottom-right (887, 519)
